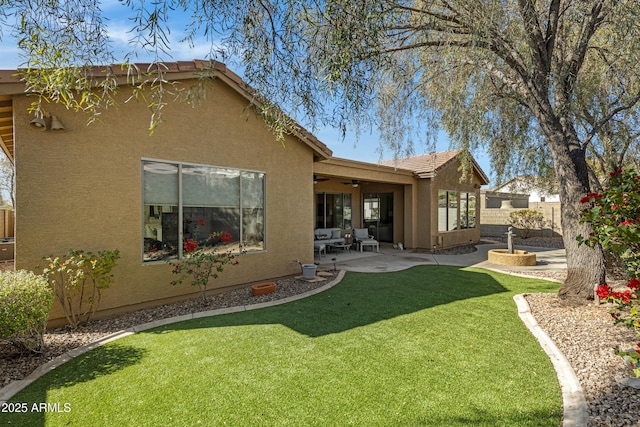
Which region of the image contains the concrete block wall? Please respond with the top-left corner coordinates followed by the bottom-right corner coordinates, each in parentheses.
top-left (480, 202), bottom-right (562, 238)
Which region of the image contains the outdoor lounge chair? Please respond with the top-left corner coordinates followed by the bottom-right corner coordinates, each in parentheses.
top-left (353, 228), bottom-right (379, 252)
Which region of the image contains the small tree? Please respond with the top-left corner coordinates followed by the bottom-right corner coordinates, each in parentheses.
top-left (508, 210), bottom-right (545, 239)
top-left (42, 249), bottom-right (120, 328)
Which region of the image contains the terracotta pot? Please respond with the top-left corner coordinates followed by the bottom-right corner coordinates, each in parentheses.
top-left (251, 282), bottom-right (277, 296)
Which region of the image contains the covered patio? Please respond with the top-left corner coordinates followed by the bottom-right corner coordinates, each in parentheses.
top-left (312, 150), bottom-right (490, 253)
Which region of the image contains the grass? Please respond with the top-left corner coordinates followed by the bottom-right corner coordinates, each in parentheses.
top-left (3, 266), bottom-right (563, 426)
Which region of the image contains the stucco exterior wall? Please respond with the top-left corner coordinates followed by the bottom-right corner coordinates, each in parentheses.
top-left (14, 78), bottom-right (316, 325)
top-left (415, 179), bottom-right (432, 249)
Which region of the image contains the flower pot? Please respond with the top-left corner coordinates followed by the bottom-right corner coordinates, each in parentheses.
top-left (301, 264), bottom-right (317, 280)
top-left (251, 282), bottom-right (277, 296)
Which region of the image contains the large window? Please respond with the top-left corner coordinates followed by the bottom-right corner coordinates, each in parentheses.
top-left (438, 190), bottom-right (476, 232)
top-left (143, 160), bottom-right (265, 262)
top-left (315, 193), bottom-right (352, 229)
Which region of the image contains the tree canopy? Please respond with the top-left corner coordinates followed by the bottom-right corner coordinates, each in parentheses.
top-left (2, 0), bottom-right (640, 302)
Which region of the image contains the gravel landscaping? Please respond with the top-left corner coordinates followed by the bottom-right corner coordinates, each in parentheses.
top-left (2, 242), bottom-right (640, 425)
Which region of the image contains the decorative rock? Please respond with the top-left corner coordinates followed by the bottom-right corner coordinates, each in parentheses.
top-left (615, 377), bottom-right (640, 390)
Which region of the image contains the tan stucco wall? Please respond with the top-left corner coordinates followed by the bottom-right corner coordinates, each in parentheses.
top-left (14, 79), bottom-right (316, 325)
top-left (415, 179), bottom-right (432, 249)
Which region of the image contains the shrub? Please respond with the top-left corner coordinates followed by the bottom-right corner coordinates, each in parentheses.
top-left (578, 169), bottom-right (640, 279)
top-left (42, 249), bottom-right (120, 328)
top-left (580, 168), bottom-right (640, 377)
top-left (0, 270), bottom-right (53, 352)
top-left (508, 210), bottom-right (545, 239)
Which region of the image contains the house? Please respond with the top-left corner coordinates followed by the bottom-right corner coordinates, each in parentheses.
top-left (490, 175), bottom-right (560, 204)
top-left (0, 61), bottom-right (488, 326)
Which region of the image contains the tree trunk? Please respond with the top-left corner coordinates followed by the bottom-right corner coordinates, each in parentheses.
top-left (546, 131), bottom-right (606, 305)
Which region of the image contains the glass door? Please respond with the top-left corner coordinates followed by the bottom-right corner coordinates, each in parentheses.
top-left (363, 193), bottom-right (393, 242)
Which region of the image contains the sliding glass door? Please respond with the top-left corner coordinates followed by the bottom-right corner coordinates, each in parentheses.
top-left (363, 193), bottom-right (393, 242)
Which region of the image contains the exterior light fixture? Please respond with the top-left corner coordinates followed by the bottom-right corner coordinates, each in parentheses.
top-left (30, 116), bottom-right (47, 131)
top-left (29, 113), bottom-right (67, 132)
top-left (50, 116), bottom-right (66, 132)
top-left (352, 180), bottom-right (359, 188)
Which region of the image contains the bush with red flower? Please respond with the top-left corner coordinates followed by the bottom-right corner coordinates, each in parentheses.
top-left (579, 168), bottom-right (640, 377)
top-left (595, 281), bottom-right (640, 377)
top-left (170, 223), bottom-right (242, 303)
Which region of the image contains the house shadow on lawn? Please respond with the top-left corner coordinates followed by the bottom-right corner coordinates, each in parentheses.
top-left (3, 344), bottom-right (147, 427)
top-left (40, 344), bottom-right (148, 390)
top-left (151, 265), bottom-right (512, 338)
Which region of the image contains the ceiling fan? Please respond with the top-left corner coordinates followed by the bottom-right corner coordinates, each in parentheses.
top-left (341, 179), bottom-right (363, 187)
top-left (313, 175), bottom-right (330, 184)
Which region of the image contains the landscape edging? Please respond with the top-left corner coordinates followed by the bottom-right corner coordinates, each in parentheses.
top-left (513, 294), bottom-right (589, 427)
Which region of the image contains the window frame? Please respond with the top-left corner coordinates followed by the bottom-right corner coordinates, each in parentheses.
top-left (460, 192), bottom-right (477, 229)
top-left (141, 158), bottom-right (266, 263)
top-left (438, 189), bottom-right (459, 232)
top-left (438, 189), bottom-right (477, 232)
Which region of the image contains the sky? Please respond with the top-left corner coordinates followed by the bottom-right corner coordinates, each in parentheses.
top-left (0, 1), bottom-right (495, 185)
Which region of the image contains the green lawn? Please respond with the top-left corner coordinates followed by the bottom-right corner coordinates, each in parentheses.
top-left (3, 266), bottom-right (563, 426)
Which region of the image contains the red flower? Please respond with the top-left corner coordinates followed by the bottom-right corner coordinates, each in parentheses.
top-left (612, 205), bottom-right (618, 210)
top-left (183, 239), bottom-right (198, 253)
top-left (220, 232), bottom-right (232, 243)
top-left (580, 192), bottom-right (603, 203)
top-left (612, 290), bottom-right (633, 304)
top-left (610, 168), bottom-right (623, 177)
top-left (596, 284), bottom-right (612, 299)
top-left (198, 218), bottom-right (205, 226)
top-left (620, 220), bottom-right (633, 226)
top-left (627, 278), bottom-right (640, 290)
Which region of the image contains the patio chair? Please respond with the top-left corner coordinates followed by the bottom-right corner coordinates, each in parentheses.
top-left (314, 241), bottom-right (327, 258)
top-left (353, 228), bottom-right (379, 253)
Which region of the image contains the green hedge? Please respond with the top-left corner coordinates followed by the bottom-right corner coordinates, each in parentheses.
top-left (0, 270), bottom-right (53, 352)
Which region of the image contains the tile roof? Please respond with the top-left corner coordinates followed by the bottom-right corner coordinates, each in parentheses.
top-left (379, 149), bottom-right (462, 176)
top-left (379, 149), bottom-right (489, 184)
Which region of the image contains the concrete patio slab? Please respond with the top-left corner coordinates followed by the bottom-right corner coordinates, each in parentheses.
top-left (316, 243), bottom-right (567, 274)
